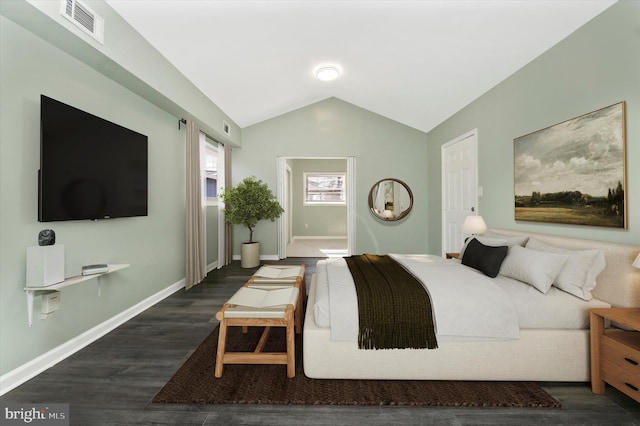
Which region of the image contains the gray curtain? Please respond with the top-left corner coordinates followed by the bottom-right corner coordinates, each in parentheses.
top-left (185, 119), bottom-right (205, 289)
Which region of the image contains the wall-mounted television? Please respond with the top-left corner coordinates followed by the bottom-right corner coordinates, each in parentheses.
top-left (39, 95), bottom-right (148, 222)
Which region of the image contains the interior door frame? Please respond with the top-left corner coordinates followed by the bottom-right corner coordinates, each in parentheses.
top-left (285, 164), bottom-right (293, 245)
top-left (276, 156), bottom-right (355, 258)
top-left (216, 140), bottom-right (226, 268)
top-left (201, 135), bottom-right (226, 271)
top-left (441, 129), bottom-right (479, 256)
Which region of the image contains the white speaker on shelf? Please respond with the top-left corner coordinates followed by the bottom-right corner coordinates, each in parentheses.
top-left (26, 244), bottom-right (65, 287)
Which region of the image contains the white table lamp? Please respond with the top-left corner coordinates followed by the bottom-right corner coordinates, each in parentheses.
top-left (461, 215), bottom-right (487, 236)
top-left (633, 253), bottom-right (640, 269)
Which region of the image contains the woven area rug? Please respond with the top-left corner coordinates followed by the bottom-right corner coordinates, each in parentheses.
top-left (153, 326), bottom-right (561, 407)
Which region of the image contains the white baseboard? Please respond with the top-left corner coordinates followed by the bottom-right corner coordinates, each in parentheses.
top-left (0, 279), bottom-right (185, 396)
top-left (232, 255), bottom-right (279, 261)
top-left (292, 236), bottom-right (347, 240)
top-left (261, 255), bottom-right (279, 261)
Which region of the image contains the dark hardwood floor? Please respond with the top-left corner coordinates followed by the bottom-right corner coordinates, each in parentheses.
top-left (2, 258), bottom-right (638, 425)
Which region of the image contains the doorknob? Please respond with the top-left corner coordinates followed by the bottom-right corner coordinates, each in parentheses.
top-left (471, 207), bottom-right (475, 212)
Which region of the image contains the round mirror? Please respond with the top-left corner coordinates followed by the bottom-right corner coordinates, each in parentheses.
top-left (368, 178), bottom-right (414, 221)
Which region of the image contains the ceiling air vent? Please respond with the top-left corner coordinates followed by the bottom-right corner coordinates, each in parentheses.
top-left (60, 0), bottom-right (104, 44)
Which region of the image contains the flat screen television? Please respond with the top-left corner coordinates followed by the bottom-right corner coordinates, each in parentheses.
top-left (39, 95), bottom-right (148, 222)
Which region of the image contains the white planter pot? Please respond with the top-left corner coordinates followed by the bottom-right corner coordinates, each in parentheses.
top-left (241, 242), bottom-right (260, 268)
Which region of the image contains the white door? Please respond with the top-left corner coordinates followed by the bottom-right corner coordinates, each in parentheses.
top-left (441, 130), bottom-right (478, 256)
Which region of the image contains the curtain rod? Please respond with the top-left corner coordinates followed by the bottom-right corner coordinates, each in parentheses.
top-left (178, 118), bottom-right (218, 143)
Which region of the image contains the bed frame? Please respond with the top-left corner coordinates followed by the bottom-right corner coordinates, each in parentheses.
top-left (302, 229), bottom-right (640, 381)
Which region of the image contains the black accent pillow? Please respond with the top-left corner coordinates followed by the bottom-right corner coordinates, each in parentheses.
top-left (461, 237), bottom-right (508, 278)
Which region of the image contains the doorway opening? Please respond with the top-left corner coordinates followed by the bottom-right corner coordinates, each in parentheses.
top-left (277, 157), bottom-right (355, 258)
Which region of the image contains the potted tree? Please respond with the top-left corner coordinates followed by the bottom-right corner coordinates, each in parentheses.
top-left (220, 176), bottom-right (284, 268)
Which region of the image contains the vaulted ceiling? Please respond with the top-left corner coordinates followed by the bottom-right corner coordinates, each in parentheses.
top-left (106, 0), bottom-right (615, 133)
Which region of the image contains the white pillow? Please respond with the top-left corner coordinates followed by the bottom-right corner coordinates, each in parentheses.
top-left (499, 245), bottom-right (568, 293)
top-left (483, 232), bottom-right (529, 248)
top-left (525, 238), bottom-right (605, 300)
top-left (459, 236), bottom-right (507, 258)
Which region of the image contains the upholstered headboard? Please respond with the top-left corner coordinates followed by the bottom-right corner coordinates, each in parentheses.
top-left (490, 229), bottom-right (640, 308)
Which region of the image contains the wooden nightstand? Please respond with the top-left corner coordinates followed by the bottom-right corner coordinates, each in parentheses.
top-left (445, 252), bottom-right (460, 259)
top-left (590, 308), bottom-right (640, 403)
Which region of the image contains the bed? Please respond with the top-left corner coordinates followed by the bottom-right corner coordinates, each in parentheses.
top-left (303, 229), bottom-right (640, 381)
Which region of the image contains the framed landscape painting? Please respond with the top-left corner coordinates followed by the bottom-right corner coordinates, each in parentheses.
top-left (514, 102), bottom-right (627, 228)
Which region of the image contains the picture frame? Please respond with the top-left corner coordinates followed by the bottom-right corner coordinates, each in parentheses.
top-left (514, 101), bottom-right (627, 228)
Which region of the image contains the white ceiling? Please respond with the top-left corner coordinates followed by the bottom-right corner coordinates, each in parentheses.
top-left (106, 0), bottom-right (616, 133)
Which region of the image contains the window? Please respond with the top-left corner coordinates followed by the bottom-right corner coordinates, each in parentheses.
top-left (304, 173), bottom-right (346, 205)
top-left (205, 143), bottom-right (218, 198)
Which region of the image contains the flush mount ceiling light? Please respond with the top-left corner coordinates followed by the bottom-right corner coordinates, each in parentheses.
top-left (315, 65), bottom-right (341, 81)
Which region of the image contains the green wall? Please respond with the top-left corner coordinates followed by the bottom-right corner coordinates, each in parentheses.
top-left (291, 158), bottom-right (347, 237)
top-left (237, 98), bottom-right (429, 256)
top-left (427, 0), bottom-right (640, 253)
top-left (0, 16), bottom-right (187, 375)
top-left (0, 0), bottom-right (236, 381)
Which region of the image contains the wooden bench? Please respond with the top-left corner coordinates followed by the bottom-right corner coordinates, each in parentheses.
top-left (246, 264), bottom-right (306, 333)
top-left (214, 285), bottom-right (299, 378)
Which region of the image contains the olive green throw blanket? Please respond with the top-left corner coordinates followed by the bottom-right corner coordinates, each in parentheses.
top-left (344, 254), bottom-right (438, 350)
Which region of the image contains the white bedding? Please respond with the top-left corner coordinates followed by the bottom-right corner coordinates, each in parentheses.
top-left (313, 254), bottom-right (610, 341)
top-left (316, 254), bottom-right (520, 343)
top-left (492, 274), bottom-right (609, 329)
